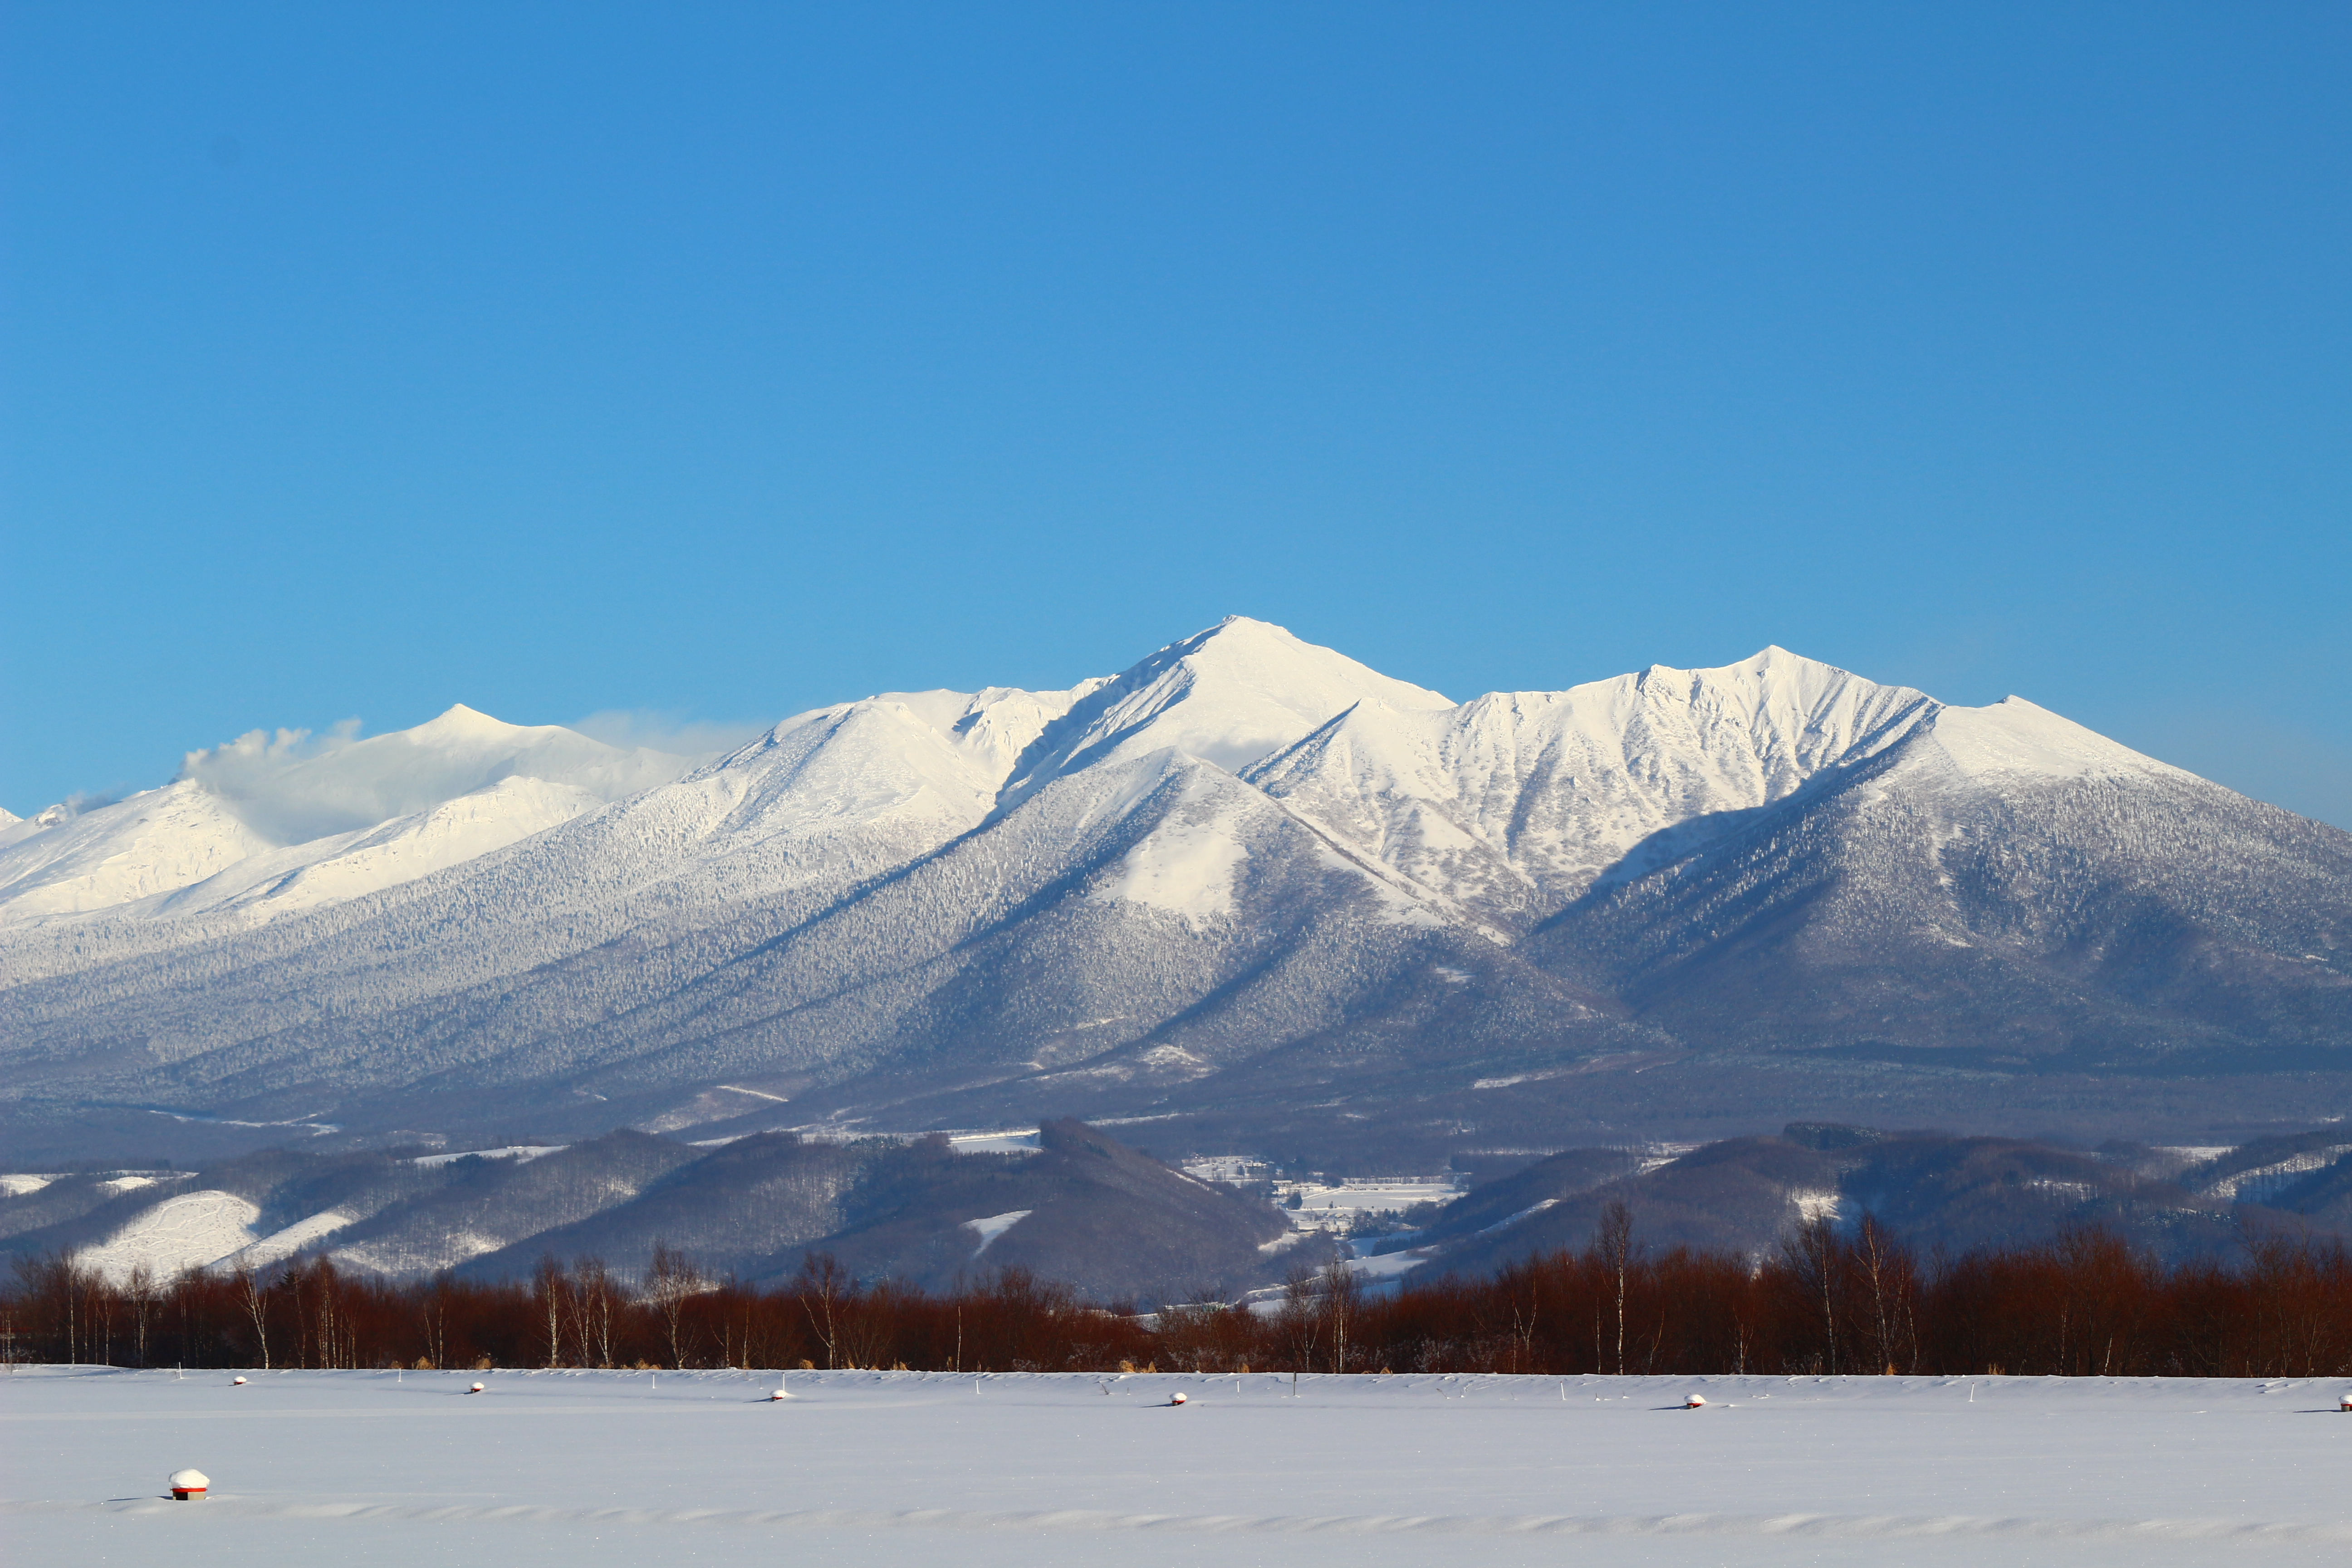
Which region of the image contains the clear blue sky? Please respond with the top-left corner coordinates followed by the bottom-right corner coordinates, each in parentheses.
top-left (5, 3), bottom-right (2348, 824)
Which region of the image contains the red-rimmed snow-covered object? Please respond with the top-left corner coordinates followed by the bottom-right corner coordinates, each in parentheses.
top-left (169, 1468), bottom-right (209, 1500)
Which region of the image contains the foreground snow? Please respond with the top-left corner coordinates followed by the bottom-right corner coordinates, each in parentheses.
top-left (7, 1369), bottom-right (2352, 1567)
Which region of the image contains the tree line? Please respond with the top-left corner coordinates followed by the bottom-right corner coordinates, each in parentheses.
top-left (11, 1207), bottom-right (2352, 1377)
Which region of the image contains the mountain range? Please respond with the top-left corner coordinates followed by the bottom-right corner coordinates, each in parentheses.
top-left (4, 617), bottom-right (2347, 1168)
top-left (0, 1119), bottom-right (1305, 1301)
top-left (1396, 1121), bottom-right (2316, 1279)
top-left (16, 1113), bottom-right (2352, 1299)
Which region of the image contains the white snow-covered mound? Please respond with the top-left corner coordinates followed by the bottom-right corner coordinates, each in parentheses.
top-left (74, 1190), bottom-right (260, 1284)
top-left (7, 1370), bottom-right (2352, 1568)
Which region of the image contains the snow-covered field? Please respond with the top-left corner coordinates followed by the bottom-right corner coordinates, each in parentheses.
top-left (8, 1369), bottom-right (2352, 1567)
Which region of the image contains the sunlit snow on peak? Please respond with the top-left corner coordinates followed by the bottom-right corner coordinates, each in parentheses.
top-left (1000, 616), bottom-right (1453, 806)
top-left (1917, 695), bottom-right (2186, 783)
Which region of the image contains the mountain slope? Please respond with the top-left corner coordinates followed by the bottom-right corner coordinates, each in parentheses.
top-left (1534, 696), bottom-right (2352, 1069)
top-left (1409, 1122), bottom-right (2267, 1279)
top-left (1000, 616), bottom-right (1452, 807)
top-left (740, 1119), bottom-right (1301, 1298)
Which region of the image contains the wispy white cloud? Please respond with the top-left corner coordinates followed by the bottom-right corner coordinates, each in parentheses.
top-left (182, 721), bottom-right (365, 783)
top-left (177, 722), bottom-right (377, 842)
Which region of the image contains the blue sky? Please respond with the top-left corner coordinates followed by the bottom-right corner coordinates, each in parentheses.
top-left (4, 3), bottom-right (2347, 824)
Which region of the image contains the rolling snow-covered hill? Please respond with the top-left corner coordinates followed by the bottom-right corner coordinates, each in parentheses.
top-left (0, 1119), bottom-right (1307, 1299)
top-left (2, 617), bottom-right (2346, 1164)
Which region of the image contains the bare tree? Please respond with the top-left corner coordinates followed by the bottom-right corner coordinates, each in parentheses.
top-left (533, 1255), bottom-right (569, 1368)
top-left (126, 1264), bottom-right (158, 1369)
top-left (1279, 1265), bottom-right (1322, 1390)
top-left (1781, 1217), bottom-right (1842, 1376)
top-left (91, 1269), bottom-right (117, 1366)
top-left (419, 1273), bottom-right (451, 1369)
top-left (574, 1256), bottom-right (617, 1368)
top-left (1504, 1265), bottom-right (1543, 1375)
top-left (797, 1253), bottom-right (850, 1369)
top-left (233, 1266), bottom-right (271, 1371)
top-left (1318, 1259), bottom-right (1363, 1374)
top-left (1592, 1200), bottom-right (1636, 1374)
top-left (297, 1259), bottom-right (356, 1370)
top-left (1852, 1213), bottom-right (1915, 1374)
top-left (646, 1244), bottom-right (705, 1369)
top-left (17, 1252), bottom-right (91, 1364)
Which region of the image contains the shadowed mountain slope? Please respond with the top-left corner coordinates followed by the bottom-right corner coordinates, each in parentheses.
top-left (752, 1119), bottom-right (1304, 1300)
top-left (1410, 1122), bottom-right (2296, 1280)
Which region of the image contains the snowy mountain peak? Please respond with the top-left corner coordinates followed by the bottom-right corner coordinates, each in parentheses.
top-left (710, 680), bottom-right (1106, 798)
top-left (1637, 646), bottom-right (1899, 707)
top-left (997, 617), bottom-right (1451, 806)
top-left (407, 702), bottom-right (520, 738)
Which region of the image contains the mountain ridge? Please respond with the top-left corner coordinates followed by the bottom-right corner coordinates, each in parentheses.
top-left (2, 618), bottom-right (2345, 1165)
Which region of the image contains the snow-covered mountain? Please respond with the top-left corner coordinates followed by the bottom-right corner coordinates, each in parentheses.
top-left (0, 706), bottom-right (694, 926)
top-left (3, 618), bottom-right (2346, 1165)
top-left (1245, 647), bottom-right (1944, 928)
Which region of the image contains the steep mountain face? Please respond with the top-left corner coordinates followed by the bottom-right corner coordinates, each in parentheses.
top-left (1, 618), bottom-right (2347, 1165)
top-left (1538, 697), bottom-right (2352, 1070)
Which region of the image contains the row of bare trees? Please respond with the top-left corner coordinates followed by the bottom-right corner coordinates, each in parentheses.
top-left (12, 1211), bottom-right (2352, 1377)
